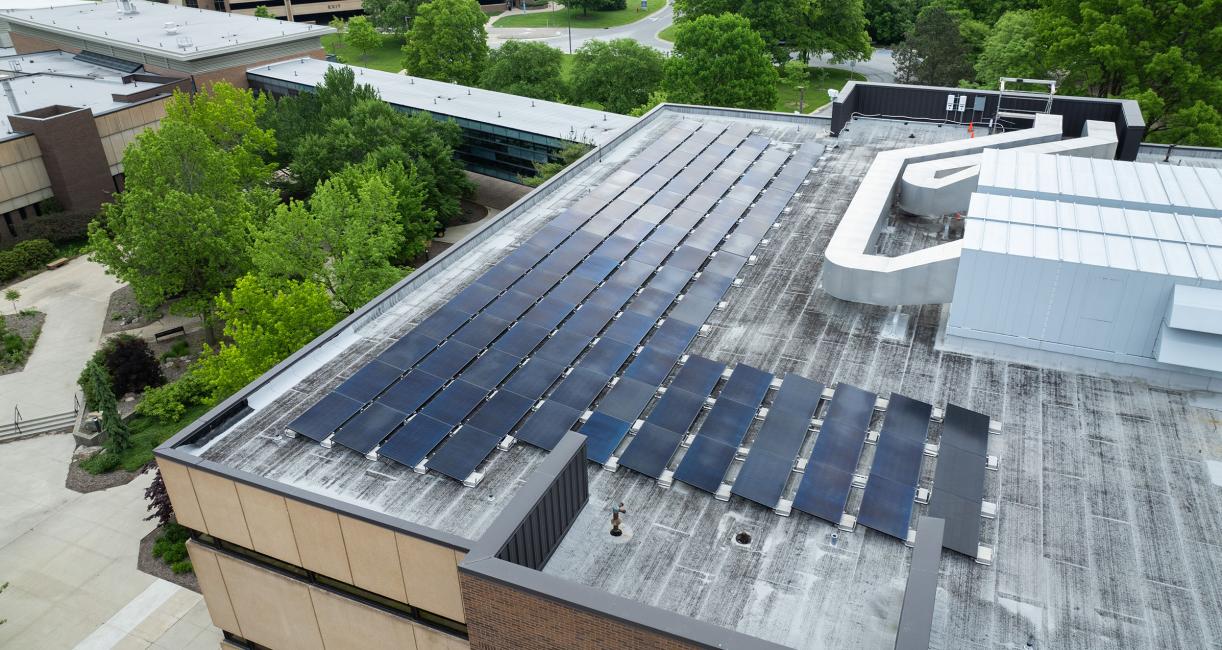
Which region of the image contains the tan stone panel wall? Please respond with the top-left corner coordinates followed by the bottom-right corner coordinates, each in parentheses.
top-left (285, 498), bottom-right (353, 583)
top-left (0, 136), bottom-right (51, 209)
top-left (186, 540), bottom-right (241, 634)
top-left (414, 624), bottom-right (471, 650)
top-left (214, 549), bottom-right (326, 650)
top-left (310, 584), bottom-right (421, 650)
top-left (156, 459), bottom-right (208, 533)
top-left (235, 482), bottom-right (302, 566)
top-left (396, 533), bottom-right (465, 623)
top-left (188, 467), bottom-right (254, 549)
top-left (338, 515), bottom-right (408, 603)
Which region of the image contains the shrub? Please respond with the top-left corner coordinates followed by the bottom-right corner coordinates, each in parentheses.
top-left (171, 560), bottom-right (193, 574)
top-left (0, 252), bottom-right (22, 282)
top-left (10, 239), bottom-right (55, 268)
top-left (160, 340), bottom-right (191, 361)
top-left (104, 336), bottom-right (165, 397)
top-left (20, 211), bottom-right (94, 244)
top-left (135, 372), bottom-right (209, 424)
top-left (80, 450), bottom-right (122, 473)
top-left (153, 522), bottom-right (191, 573)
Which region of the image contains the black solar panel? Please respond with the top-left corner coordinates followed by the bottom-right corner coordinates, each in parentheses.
top-left (420, 379), bottom-right (486, 425)
top-left (595, 235), bottom-right (637, 261)
top-left (628, 287), bottom-right (676, 322)
top-left (602, 311), bottom-right (656, 347)
top-left (515, 400), bottom-right (583, 450)
top-left (928, 489), bottom-right (983, 556)
top-left (577, 339), bottom-right (635, 376)
top-left (579, 412), bottom-right (632, 464)
top-left (476, 265), bottom-right (525, 293)
top-left (673, 436), bottom-right (739, 493)
top-left (650, 224), bottom-right (689, 249)
top-left (824, 383), bottom-right (876, 431)
top-left (704, 252), bottom-right (747, 279)
top-left (492, 322), bottom-right (550, 359)
top-left (516, 268), bottom-right (564, 298)
top-left (884, 394), bottom-right (934, 442)
top-left (378, 413), bottom-right (452, 468)
top-left (940, 403), bottom-right (990, 456)
top-left (746, 374), bottom-right (822, 458)
top-left (334, 360), bottom-right (402, 402)
top-left (287, 392), bottom-right (364, 442)
top-left (596, 377), bottom-right (657, 422)
top-left (932, 443), bottom-right (986, 501)
top-left (502, 357), bottom-right (567, 399)
top-left (572, 254), bottom-right (621, 284)
top-left (483, 290), bottom-right (536, 322)
top-left (550, 276), bottom-right (598, 306)
top-left (617, 422), bottom-right (683, 478)
top-left (379, 332), bottom-right (441, 371)
top-left (520, 296), bottom-right (572, 331)
top-left (628, 240), bottom-right (672, 267)
top-left (622, 347), bottom-right (679, 386)
top-left (427, 425), bottom-right (503, 481)
top-left (333, 402), bottom-right (407, 455)
top-left (462, 348), bottom-right (522, 390)
top-left (524, 224), bottom-right (569, 251)
top-left (448, 282), bottom-right (501, 314)
top-left (648, 266), bottom-right (693, 295)
top-left (717, 363), bottom-right (772, 407)
top-left (670, 356), bottom-right (724, 396)
top-left (857, 474), bottom-right (916, 539)
top-left (694, 399), bottom-right (757, 446)
top-left (646, 387), bottom-right (707, 434)
top-left (549, 367), bottom-right (610, 411)
top-left (378, 370), bottom-right (446, 414)
top-left (564, 304), bottom-right (616, 337)
top-left (869, 435), bottom-right (925, 486)
top-left (465, 389), bottom-right (535, 438)
top-left (452, 313), bottom-right (511, 349)
top-left (417, 340), bottom-right (481, 379)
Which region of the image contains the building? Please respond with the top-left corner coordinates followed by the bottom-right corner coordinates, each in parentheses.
top-left (170, 0), bottom-right (506, 26)
top-left (0, 0), bottom-right (92, 49)
top-left (0, 0), bottom-right (332, 89)
top-left (156, 91), bottom-right (1222, 650)
top-left (0, 49), bottom-right (190, 243)
top-left (247, 58), bottom-right (636, 183)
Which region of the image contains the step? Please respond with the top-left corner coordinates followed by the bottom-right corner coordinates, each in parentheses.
top-left (0, 411), bottom-right (77, 442)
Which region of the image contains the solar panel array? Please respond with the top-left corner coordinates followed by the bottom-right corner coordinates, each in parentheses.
top-left (792, 383), bottom-right (877, 524)
top-left (928, 404), bottom-right (991, 556)
top-left (857, 394), bottom-right (933, 539)
top-left (284, 120), bottom-right (823, 483)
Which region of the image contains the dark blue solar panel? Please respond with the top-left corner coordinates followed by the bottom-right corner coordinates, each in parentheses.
top-left (673, 436), bottom-right (738, 493)
top-left (722, 232), bottom-right (759, 257)
top-left (564, 304), bottom-right (616, 337)
top-left (824, 383), bottom-right (876, 432)
top-left (671, 356), bottom-right (725, 395)
top-left (696, 399), bottom-right (758, 446)
top-left (730, 450), bottom-right (793, 509)
top-left (628, 287), bottom-right (676, 321)
top-left (717, 363), bottom-right (772, 407)
top-left (579, 413), bottom-right (632, 464)
top-left (928, 488), bottom-right (983, 557)
top-left (334, 360), bottom-right (402, 402)
top-left (462, 348), bottom-right (522, 390)
top-left (525, 224), bottom-right (569, 251)
top-left (649, 319), bottom-right (699, 355)
top-left (602, 311), bottom-right (656, 347)
top-left (669, 293), bottom-right (718, 325)
top-left (516, 268), bottom-right (563, 297)
top-left (617, 422), bottom-right (683, 478)
top-left (651, 224), bottom-right (688, 248)
top-left (502, 357), bottom-right (567, 399)
top-left (577, 339), bottom-right (635, 377)
top-left (498, 248), bottom-right (539, 271)
top-left (515, 400), bottom-right (582, 450)
top-left (378, 370), bottom-right (446, 414)
top-left (608, 260), bottom-right (655, 288)
top-left (792, 461), bottom-right (856, 523)
top-left (595, 235), bottom-right (637, 261)
top-left (452, 313), bottom-right (511, 349)
top-left (870, 434), bottom-right (925, 486)
top-left (596, 377), bottom-right (657, 422)
top-left (427, 425), bottom-right (503, 481)
top-left (623, 347), bottom-right (680, 385)
top-left (378, 414), bottom-right (452, 468)
top-left (549, 367), bottom-right (610, 410)
top-left (333, 402), bottom-right (407, 455)
top-left (811, 419), bottom-right (870, 473)
top-left (520, 296), bottom-right (572, 330)
top-left (646, 387), bottom-right (706, 434)
top-left (884, 393), bottom-right (933, 443)
top-left (417, 340), bottom-right (481, 379)
top-left (940, 403), bottom-right (990, 457)
top-left (535, 330), bottom-right (593, 367)
top-left (483, 290), bottom-right (536, 323)
top-left (629, 240), bottom-right (672, 267)
top-left (421, 379), bottom-right (486, 425)
top-left (493, 322), bottom-right (551, 359)
top-left (466, 389), bottom-right (535, 438)
top-left (648, 266), bottom-right (693, 295)
top-left (616, 218), bottom-right (653, 240)
top-left (448, 283), bottom-right (500, 314)
top-left (476, 265), bottom-right (525, 293)
top-left (572, 255), bottom-right (620, 284)
top-left (551, 276), bottom-right (598, 306)
top-left (704, 252), bottom-right (747, 279)
top-left (670, 245), bottom-right (710, 272)
top-left (378, 332), bottom-right (440, 371)
top-left (857, 474), bottom-right (917, 540)
top-left (747, 374), bottom-right (822, 458)
top-left (287, 392), bottom-right (363, 442)
top-left (684, 228), bottom-right (726, 252)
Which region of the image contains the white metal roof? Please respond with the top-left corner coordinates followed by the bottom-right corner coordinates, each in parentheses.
top-left (1167, 284), bottom-right (1222, 336)
top-left (978, 148), bottom-right (1222, 217)
top-left (247, 58), bottom-right (636, 147)
top-left (963, 192), bottom-right (1222, 281)
top-left (0, 0), bottom-right (331, 61)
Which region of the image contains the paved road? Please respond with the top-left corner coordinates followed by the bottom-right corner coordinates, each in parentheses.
top-left (489, 2), bottom-right (675, 53)
top-left (811, 48), bottom-right (895, 83)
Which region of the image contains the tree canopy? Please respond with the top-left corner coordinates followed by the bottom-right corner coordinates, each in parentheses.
top-left (362, 0), bottom-right (423, 33)
top-left (344, 15), bottom-right (383, 63)
top-left (162, 82), bottom-right (276, 189)
top-left (893, 6), bottom-right (974, 87)
top-left (663, 13), bottom-right (779, 111)
top-left (481, 41), bottom-right (567, 102)
top-left (674, 0), bottom-right (870, 64)
top-left (401, 0), bottom-right (488, 85)
top-left (570, 39), bottom-right (666, 114)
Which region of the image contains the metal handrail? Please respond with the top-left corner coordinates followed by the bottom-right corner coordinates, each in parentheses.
top-left (73, 392), bottom-right (80, 414)
top-left (12, 405), bottom-right (21, 436)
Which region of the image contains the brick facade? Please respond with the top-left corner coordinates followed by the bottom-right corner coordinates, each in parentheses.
top-left (458, 573), bottom-right (704, 650)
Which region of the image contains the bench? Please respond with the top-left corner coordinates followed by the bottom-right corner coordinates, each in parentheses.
top-left (153, 325), bottom-right (186, 342)
top-left (45, 258), bottom-right (69, 270)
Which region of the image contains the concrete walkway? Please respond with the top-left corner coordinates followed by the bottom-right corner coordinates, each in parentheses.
top-left (0, 434), bottom-right (220, 649)
top-left (489, 2), bottom-right (675, 53)
top-left (0, 258), bottom-right (122, 422)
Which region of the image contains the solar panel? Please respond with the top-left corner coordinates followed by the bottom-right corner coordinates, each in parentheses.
top-left (695, 399), bottom-right (758, 446)
top-left (648, 318), bottom-right (700, 356)
top-left (452, 313), bottom-right (511, 349)
top-left (333, 402), bottom-right (408, 455)
top-left (426, 425), bottom-right (503, 481)
top-left (502, 356), bottom-right (567, 399)
top-left (579, 412), bottom-right (632, 464)
top-left (617, 422), bottom-right (683, 478)
top-left (704, 252), bottom-right (746, 279)
top-left (629, 240), bottom-right (672, 267)
top-left (791, 461), bottom-right (857, 523)
top-left (550, 276), bottom-right (598, 305)
top-left (670, 245), bottom-right (710, 272)
top-left (684, 229), bottom-right (726, 252)
top-left (670, 356), bottom-right (725, 396)
top-left (378, 413), bottom-right (452, 468)
top-left (572, 255), bottom-right (621, 284)
top-left (596, 377), bottom-right (657, 423)
top-left (616, 218), bottom-right (653, 241)
top-left (462, 348), bottom-right (522, 390)
top-left (595, 235), bottom-right (637, 261)
top-left (521, 296), bottom-right (572, 331)
top-left (475, 265), bottom-right (525, 293)
top-left (646, 387), bottom-right (707, 434)
top-left (492, 321), bottom-right (551, 359)
top-left (334, 360), bottom-right (402, 402)
top-left (928, 488), bottom-right (984, 556)
top-left (673, 436), bottom-right (739, 493)
top-left (940, 403), bottom-right (990, 456)
top-left (602, 311), bottom-right (656, 347)
top-left (378, 370), bottom-right (446, 414)
top-left (648, 266), bottom-right (693, 295)
top-left (730, 449), bottom-right (794, 509)
top-left (515, 400), bottom-right (582, 450)
top-left (622, 347), bottom-right (679, 386)
top-left (811, 418), bottom-right (871, 472)
top-left (722, 232), bottom-right (760, 257)
top-left (857, 474), bottom-right (917, 540)
top-left (417, 340), bottom-right (481, 379)
top-left (465, 389), bottom-right (535, 438)
top-left (883, 394), bottom-right (933, 442)
top-left (577, 339), bottom-right (635, 376)
top-left (534, 330), bottom-right (593, 367)
top-left (932, 443), bottom-right (987, 502)
top-left (668, 293), bottom-right (719, 325)
top-left (378, 332), bottom-right (440, 371)
top-left (420, 379), bottom-right (486, 425)
top-left (287, 392), bottom-right (364, 442)
top-left (483, 290), bottom-right (536, 322)
top-left (717, 363), bottom-right (772, 407)
top-left (549, 367), bottom-right (610, 410)
top-left (447, 282), bottom-right (501, 314)
top-left (650, 224), bottom-right (689, 249)
top-left (627, 287), bottom-right (676, 322)
top-left (824, 383), bottom-right (877, 431)
top-left (564, 304), bottom-right (616, 337)
top-left (524, 224), bottom-right (569, 251)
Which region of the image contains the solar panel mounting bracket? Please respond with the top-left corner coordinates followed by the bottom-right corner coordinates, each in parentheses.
top-left (320, 435), bottom-right (334, 449)
top-left (981, 501), bottom-right (998, 519)
top-left (497, 436), bottom-right (515, 451)
top-left (865, 431), bottom-right (879, 445)
top-left (714, 484), bottom-right (732, 501)
top-left (602, 457), bottom-right (619, 472)
top-left (773, 499), bottom-right (793, 517)
top-left (875, 396), bottom-right (890, 411)
top-left (975, 545), bottom-right (994, 566)
top-left (283, 428), bottom-right (299, 438)
top-left (989, 419), bottom-right (1002, 435)
top-left (852, 473), bottom-right (868, 489)
top-left (915, 487), bottom-right (930, 504)
top-left (837, 513), bottom-right (857, 532)
top-left (657, 470), bottom-right (674, 488)
top-left (412, 460), bottom-right (428, 474)
top-left (986, 455), bottom-right (1000, 471)
top-left (463, 472), bottom-right (485, 488)
top-left (923, 443), bottom-right (939, 457)
top-left (930, 407), bottom-right (945, 422)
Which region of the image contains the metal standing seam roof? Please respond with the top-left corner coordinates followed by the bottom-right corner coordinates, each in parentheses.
top-left (963, 192), bottom-right (1222, 280)
top-left (247, 58), bottom-right (637, 147)
top-left (978, 148), bottom-right (1222, 217)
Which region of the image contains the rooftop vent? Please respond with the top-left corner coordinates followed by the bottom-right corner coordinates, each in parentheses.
top-left (117, 0), bottom-right (139, 15)
top-left (735, 531), bottom-right (752, 545)
top-left (164, 21), bottom-right (180, 35)
top-left (176, 35), bottom-right (193, 50)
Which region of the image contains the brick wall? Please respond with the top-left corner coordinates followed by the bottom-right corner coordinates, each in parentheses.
top-left (458, 573), bottom-right (703, 650)
top-left (10, 32), bottom-right (68, 55)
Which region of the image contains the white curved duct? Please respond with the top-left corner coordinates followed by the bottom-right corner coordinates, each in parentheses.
top-left (823, 114), bottom-right (1069, 306)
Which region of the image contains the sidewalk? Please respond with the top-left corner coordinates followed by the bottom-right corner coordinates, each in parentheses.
top-left (0, 434), bottom-right (220, 649)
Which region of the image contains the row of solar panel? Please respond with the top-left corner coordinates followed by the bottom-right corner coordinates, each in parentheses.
top-left (928, 405), bottom-right (991, 556)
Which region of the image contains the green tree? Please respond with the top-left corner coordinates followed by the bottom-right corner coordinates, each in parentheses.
top-left (567, 0), bottom-right (628, 14)
top-left (663, 14), bottom-right (778, 110)
top-left (363, 0), bottom-right (423, 33)
top-left (252, 5), bottom-right (272, 18)
top-left (163, 83), bottom-right (277, 189)
top-left (344, 15), bottom-right (383, 63)
top-left (264, 65), bottom-right (380, 169)
top-left (480, 40), bottom-right (566, 102)
top-left (800, 0), bottom-right (872, 64)
top-left (89, 120), bottom-right (266, 339)
top-left (3, 289), bottom-right (17, 313)
top-left (863, 0), bottom-right (917, 45)
top-left (254, 165), bottom-right (407, 312)
top-left (673, 0), bottom-right (802, 64)
top-left (629, 89), bottom-right (669, 117)
top-left (974, 10), bottom-right (1047, 86)
top-left (520, 142), bottom-right (591, 187)
top-left (84, 359), bottom-right (131, 453)
top-left (570, 39), bottom-right (665, 114)
top-left (401, 0), bottom-right (488, 85)
top-left (893, 6), bottom-right (974, 87)
top-left (193, 275), bottom-right (340, 401)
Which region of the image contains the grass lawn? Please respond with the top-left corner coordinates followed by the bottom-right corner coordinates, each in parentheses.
top-left (657, 23), bottom-right (676, 42)
top-left (322, 33), bottom-right (407, 74)
top-left (81, 402), bottom-right (212, 474)
top-left (494, 0), bottom-right (665, 29)
top-left (775, 67), bottom-right (865, 113)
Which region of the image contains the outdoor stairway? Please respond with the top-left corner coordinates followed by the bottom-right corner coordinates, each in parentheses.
top-left (0, 409), bottom-right (77, 442)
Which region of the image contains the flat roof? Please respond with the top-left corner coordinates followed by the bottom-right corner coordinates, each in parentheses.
top-left (247, 58), bottom-right (636, 146)
top-left (171, 109), bottom-right (1222, 649)
top-left (0, 0), bottom-right (90, 11)
top-left (0, 50), bottom-right (170, 136)
top-left (0, 0), bottom-right (331, 61)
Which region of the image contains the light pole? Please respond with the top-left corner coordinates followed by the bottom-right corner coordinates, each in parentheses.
top-left (568, 6), bottom-right (573, 54)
